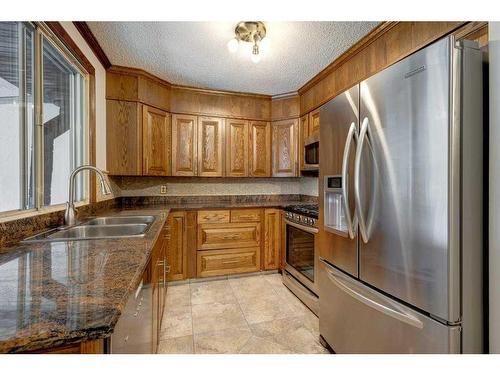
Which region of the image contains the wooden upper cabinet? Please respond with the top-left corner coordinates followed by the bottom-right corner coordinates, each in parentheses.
top-left (142, 105), bottom-right (171, 176)
top-left (272, 119), bottom-right (298, 177)
top-left (309, 108), bottom-right (320, 135)
top-left (172, 114), bottom-right (198, 176)
top-left (225, 119), bottom-right (249, 177)
top-left (299, 114), bottom-right (309, 171)
top-left (249, 121), bottom-right (271, 177)
top-left (106, 100), bottom-right (142, 176)
top-left (198, 117), bottom-right (224, 177)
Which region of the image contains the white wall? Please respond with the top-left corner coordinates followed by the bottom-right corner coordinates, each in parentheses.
top-left (60, 22), bottom-right (107, 171)
top-left (489, 22), bottom-right (500, 353)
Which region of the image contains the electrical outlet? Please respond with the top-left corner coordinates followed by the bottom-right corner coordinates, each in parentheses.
top-left (160, 185), bottom-right (167, 194)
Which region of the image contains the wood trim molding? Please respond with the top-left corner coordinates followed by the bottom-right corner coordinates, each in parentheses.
top-left (298, 22), bottom-right (397, 94)
top-left (45, 22), bottom-right (95, 75)
top-left (73, 21), bottom-right (112, 69)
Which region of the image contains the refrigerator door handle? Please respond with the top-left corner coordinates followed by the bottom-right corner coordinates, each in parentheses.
top-left (341, 122), bottom-right (358, 239)
top-left (354, 117), bottom-right (370, 243)
top-left (324, 266), bottom-right (424, 329)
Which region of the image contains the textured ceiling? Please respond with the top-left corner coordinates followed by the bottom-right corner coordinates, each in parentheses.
top-left (88, 21), bottom-right (379, 95)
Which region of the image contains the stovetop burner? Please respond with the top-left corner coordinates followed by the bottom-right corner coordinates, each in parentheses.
top-left (284, 204), bottom-right (319, 219)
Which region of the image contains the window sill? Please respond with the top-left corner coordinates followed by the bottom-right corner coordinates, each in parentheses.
top-left (0, 201), bottom-right (88, 224)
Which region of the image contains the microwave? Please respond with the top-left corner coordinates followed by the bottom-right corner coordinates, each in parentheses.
top-left (303, 133), bottom-right (319, 170)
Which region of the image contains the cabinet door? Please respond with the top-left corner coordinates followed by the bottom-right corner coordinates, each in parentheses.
top-left (272, 118), bottom-right (298, 177)
top-left (198, 116), bottom-right (224, 177)
top-left (309, 108), bottom-right (320, 135)
top-left (299, 114), bottom-right (309, 171)
top-left (106, 100), bottom-right (142, 175)
top-left (166, 211), bottom-right (188, 281)
top-left (225, 119), bottom-right (249, 177)
top-left (142, 105), bottom-right (171, 176)
top-left (249, 121), bottom-right (271, 177)
top-left (171, 114), bottom-right (198, 176)
top-left (263, 209), bottom-right (282, 270)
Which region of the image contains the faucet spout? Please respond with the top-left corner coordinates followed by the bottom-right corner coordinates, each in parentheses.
top-left (65, 165), bottom-right (112, 226)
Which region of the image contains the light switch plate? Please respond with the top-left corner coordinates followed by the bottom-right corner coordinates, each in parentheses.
top-left (160, 185), bottom-right (167, 194)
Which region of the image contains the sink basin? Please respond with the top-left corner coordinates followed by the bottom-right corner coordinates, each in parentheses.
top-left (84, 215), bottom-right (155, 226)
top-left (47, 224), bottom-right (149, 240)
top-left (22, 214), bottom-right (157, 243)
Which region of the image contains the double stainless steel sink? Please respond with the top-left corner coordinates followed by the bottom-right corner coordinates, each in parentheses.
top-left (23, 215), bottom-right (156, 243)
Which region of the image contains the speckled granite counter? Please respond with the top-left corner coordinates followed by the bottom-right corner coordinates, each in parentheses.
top-left (0, 195), bottom-right (316, 353)
top-left (0, 208), bottom-right (169, 353)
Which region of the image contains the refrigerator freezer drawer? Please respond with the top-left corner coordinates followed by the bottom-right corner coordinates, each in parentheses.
top-left (319, 260), bottom-right (461, 353)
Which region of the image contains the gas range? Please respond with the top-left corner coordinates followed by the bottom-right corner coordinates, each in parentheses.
top-left (283, 204), bottom-right (318, 228)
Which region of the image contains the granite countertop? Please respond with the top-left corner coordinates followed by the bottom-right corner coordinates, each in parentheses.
top-left (0, 208), bottom-right (169, 353)
top-left (0, 197), bottom-right (316, 353)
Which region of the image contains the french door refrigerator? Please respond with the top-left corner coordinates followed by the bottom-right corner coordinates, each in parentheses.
top-left (318, 36), bottom-right (484, 353)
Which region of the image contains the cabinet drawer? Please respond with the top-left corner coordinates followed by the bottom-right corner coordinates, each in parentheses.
top-left (197, 222), bottom-right (261, 250)
top-left (197, 247), bottom-right (260, 278)
top-left (230, 209), bottom-right (261, 223)
top-left (197, 210), bottom-right (230, 224)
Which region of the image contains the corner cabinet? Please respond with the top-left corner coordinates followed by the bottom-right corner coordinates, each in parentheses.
top-left (171, 114), bottom-right (198, 176)
top-left (249, 121), bottom-right (271, 177)
top-left (197, 117), bottom-right (224, 177)
top-left (226, 119), bottom-right (249, 177)
top-left (106, 100), bottom-right (143, 175)
top-left (142, 105), bottom-right (171, 176)
top-left (271, 118), bottom-right (298, 177)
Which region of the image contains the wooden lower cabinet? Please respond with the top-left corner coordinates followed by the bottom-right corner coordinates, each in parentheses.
top-left (166, 211), bottom-right (188, 281)
top-left (197, 247), bottom-right (260, 278)
top-left (263, 209), bottom-right (281, 270)
top-left (197, 222), bottom-right (261, 250)
top-left (29, 339), bottom-right (105, 354)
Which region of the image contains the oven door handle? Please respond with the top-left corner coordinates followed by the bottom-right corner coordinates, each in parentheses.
top-left (284, 219), bottom-right (319, 234)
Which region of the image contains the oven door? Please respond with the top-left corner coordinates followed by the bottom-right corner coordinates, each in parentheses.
top-left (284, 219), bottom-right (318, 294)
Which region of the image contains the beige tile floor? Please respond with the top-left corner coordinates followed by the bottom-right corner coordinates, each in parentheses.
top-left (157, 273), bottom-right (329, 354)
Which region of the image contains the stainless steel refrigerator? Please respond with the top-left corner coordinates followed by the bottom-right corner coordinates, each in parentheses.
top-left (318, 36), bottom-right (484, 353)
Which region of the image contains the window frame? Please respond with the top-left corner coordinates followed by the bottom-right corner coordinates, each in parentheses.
top-left (0, 22), bottom-right (90, 219)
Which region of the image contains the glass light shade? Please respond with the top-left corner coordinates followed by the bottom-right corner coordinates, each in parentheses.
top-left (227, 38), bottom-right (239, 53)
top-left (251, 53), bottom-right (261, 63)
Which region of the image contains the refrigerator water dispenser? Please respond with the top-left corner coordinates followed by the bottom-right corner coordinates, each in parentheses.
top-left (324, 175), bottom-right (348, 237)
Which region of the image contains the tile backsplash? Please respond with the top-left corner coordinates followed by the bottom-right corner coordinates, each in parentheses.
top-left (111, 176), bottom-right (319, 197)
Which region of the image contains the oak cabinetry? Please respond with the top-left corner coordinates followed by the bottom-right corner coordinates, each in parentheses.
top-left (249, 121), bottom-right (271, 177)
top-left (263, 208), bottom-right (281, 270)
top-left (197, 210), bottom-right (230, 224)
top-left (171, 114), bottom-right (198, 176)
top-left (198, 116), bottom-right (224, 177)
top-left (230, 209), bottom-right (261, 223)
top-left (308, 108), bottom-right (320, 135)
top-left (225, 119), bottom-right (249, 177)
top-left (142, 105), bottom-right (171, 176)
top-left (299, 114), bottom-right (309, 171)
top-left (166, 211), bottom-right (188, 281)
top-left (272, 118), bottom-right (298, 177)
top-left (197, 247), bottom-right (260, 278)
top-left (197, 222), bottom-right (261, 251)
top-left (106, 100), bottom-right (142, 175)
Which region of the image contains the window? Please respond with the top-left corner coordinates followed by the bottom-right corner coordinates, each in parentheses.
top-left (0, 22), bottom-right (88, 215)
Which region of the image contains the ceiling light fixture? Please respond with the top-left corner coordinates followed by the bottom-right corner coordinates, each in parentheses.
top-left (227, 21), bottom-right (267, 63)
